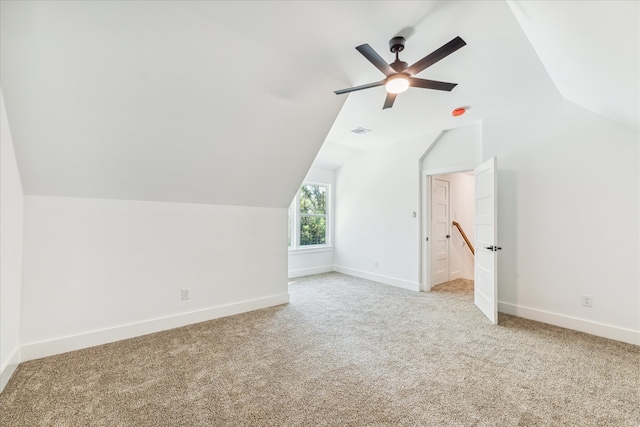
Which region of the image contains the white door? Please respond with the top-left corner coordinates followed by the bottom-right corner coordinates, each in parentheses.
top-left (474, 158), bottom-right (499, 324)
top-left (431, 178), bottom-right (450, 286)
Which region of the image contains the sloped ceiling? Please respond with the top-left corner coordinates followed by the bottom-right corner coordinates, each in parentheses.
top-left (318, 0), bottom-right (560, 167)
top-left (1, 1), bottom-right (636, 204)
top-left (507, 0), bottom-right (639, 133)
top-left (0, 1), bottom-right (347, 207)
top-left (316, 0), bottom-right (639, 168)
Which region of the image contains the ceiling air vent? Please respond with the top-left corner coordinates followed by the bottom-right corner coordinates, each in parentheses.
top-left (351, 127), bottom-right (371, 135)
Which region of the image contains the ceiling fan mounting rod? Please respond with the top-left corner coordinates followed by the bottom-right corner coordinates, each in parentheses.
top-left (389, 36), bottom-right (408, 72)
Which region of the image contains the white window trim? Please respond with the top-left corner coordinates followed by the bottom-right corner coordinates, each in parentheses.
top-left (288, 181), bottom-right (331, 251)
top-left (288, 246), bottom-right (333, 255)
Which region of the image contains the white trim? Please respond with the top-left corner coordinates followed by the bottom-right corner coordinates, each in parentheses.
top-left (20, 293), bottom-right (290, 363)
top-left (498, 301), bottom-right (640, 346)
top-left (420, 167), bottom-right (477, 293)
top-left (288, 265), bottom-right (334, 278)
top-left (422, 164), bottom-right (479, 177)
top-left (0, 344), bottom-right (20, 374)
top-left (420, 172), bottom-right (431, 292)
top-left (333, 265), bottom-right (420, 291)
top-left (0, 345), bottom-right (21, 393)
top-left (288, 246), bottom-right (332, 255)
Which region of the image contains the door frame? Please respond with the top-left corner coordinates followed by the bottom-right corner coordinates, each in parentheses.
top-left (420, 164), bottom-right (477, 292)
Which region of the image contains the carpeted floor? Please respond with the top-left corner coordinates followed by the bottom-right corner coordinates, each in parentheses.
top-left (1, 272), bottom-right (638, 426)
top-left (432, 277), bottom-right (474, 294)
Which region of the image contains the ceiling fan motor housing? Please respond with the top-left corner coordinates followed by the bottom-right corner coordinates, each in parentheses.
top-left (391, 60), bottom-right (408, 72)
top-left (389, 36), bottom-right (406, 53)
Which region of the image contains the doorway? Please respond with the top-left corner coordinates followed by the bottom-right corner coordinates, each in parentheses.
top-left (421, 158), bottom-right (499, 325)
top-left (424, 171), bottom-right (476, 291)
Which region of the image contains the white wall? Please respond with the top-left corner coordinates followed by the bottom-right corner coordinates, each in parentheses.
top-left (1, 91), bottom-right (24, 389)
top-left (334, 104), bottom-right (638, 344)
top-left (436, 173), bottom-right (475, 280)
top-left (484, 98), bottom-right (639, 345)
top-left (20, 196), bottom-right (289, 360)
top-left (334, 132), bottom-right (441, 290)
top-left (288, 165), bottom-right (335, 278)
top-left (422, 123), bottom-right (482, 173)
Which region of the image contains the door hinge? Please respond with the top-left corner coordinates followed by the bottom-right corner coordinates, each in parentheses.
top-left (426, 237), bottom-right (429, 242)
top-left (484, 245), bottom-right (502, 251)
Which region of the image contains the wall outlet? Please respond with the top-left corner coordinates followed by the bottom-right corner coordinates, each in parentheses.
top-left (374, 259), bottom-right (379, 268)
top-left (181, 288), bottom-right (190, 300)
top-left (581, 294), bottom-right (592, 308)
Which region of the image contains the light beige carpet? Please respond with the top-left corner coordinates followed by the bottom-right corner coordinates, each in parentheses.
top-left (432, 277), bottom-right (474, 294)
top-left (1, 272), bottom-right (638, 426)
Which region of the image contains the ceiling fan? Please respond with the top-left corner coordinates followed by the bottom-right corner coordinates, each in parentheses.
top-left (334, 36), bottom-right (466, 109)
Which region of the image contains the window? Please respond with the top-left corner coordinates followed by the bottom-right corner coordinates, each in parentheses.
top-left (289, 183), bottom-right (330, 249)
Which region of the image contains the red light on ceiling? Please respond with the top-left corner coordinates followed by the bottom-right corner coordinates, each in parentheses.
top-left (452, 108), bottom-right (466, 117)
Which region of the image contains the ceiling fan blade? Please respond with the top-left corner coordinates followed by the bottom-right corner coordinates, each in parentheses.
top-left (382, 92), bottom-right (397, 109)
top-left (356, 44), bottom-right (395, 77)
top-left (334, 80), bottom-right (385, 95)
top-left (405, 36), bottom-right (466, 76)
top-left (409, 77), bottom-right (457, 91)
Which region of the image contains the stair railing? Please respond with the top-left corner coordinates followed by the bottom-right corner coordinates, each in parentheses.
top-left (452, 221), bottom-right (474, 255)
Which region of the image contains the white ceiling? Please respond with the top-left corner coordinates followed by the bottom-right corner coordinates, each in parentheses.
top-left (316, 0), bottom-right (639, 169)
top-left (1, 1), bottom-right (348, 207)
top-left (1, 1), bottom-right (637, 205)
top-left (318, 0), bottom-right (560, 168)
top-left (507, 0), bottom-right (639, 133)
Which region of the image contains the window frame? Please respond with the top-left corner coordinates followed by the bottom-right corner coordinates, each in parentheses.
top-left (288, 181), bottom-right (331, 251)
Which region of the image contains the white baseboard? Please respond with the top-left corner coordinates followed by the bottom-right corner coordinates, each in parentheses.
top-left (333, 265), bottom-right (420, 291)
top-left (498, 301), bottom-right (639, 346)
top-left (0, 345), bottom-right (21, 393)
top-left (288, 265), bottom-right (334, 278)
top-left (20, 293), bottom-right (290, 363)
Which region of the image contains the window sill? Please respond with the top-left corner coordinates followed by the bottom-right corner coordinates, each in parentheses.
top-left (288, 246), bottom-right (333, 255)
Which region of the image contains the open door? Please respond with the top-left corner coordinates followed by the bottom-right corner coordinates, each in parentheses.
top-left (474, 157), bottom-right (499, 324)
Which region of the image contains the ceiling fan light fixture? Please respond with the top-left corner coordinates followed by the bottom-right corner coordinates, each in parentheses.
top-left (385, 74), bottom-right (409, 94)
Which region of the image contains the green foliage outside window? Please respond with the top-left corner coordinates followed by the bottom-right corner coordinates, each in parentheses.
top-left (299, 185), bottom-right (327, 246)
top-left (300, 185), bottom-right (326, 215)
top-left (300, 216), bottom-right (326, 245)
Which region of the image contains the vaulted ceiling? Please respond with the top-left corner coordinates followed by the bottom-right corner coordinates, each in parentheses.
top-left (507, 0), bottom-right (638, 133)
top-left (1, 1), bottom-right (637, 205)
